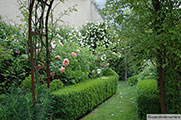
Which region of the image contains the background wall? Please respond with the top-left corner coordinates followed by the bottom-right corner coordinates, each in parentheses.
top-left (0, 0), bottom-right (103, 27)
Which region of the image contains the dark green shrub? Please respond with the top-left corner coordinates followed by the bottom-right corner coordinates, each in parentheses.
top-left (0, 94), bottom-right (6, 105)
top-left (128, 75), bottom-right (139, 86)
top-left (0, 21), bottom-right (30, 94)
top-left (50, 79), bottom-right (64, 90)
top-left (0, 87), bottom-right (54, 120)
top-left (136, 79), bottom-right (160, 120)
top-left (51, 70), bottom-right (118, 120)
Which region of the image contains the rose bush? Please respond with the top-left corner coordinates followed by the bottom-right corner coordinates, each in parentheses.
top-left (49, 40), bottom-right (103, 85)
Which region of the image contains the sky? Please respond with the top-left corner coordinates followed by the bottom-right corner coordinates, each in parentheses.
top-left (95, 0), bottom-right (107, 9)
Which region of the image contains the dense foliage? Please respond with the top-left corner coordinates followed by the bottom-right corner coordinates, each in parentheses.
top-left (52, 69), bottom-right (118, 120)
top-left (103, 0), bottom-right (181, 113)
top-left (0, 20), bottom-right (30, 94)
top-left (56, 22), bottom-right (126, 80)
top-left (137, 79), bottom-right (160, 120)
top-left (0, 86), bottom-right (54, 120)
top-left (128, 63), bottom-right (157, 86)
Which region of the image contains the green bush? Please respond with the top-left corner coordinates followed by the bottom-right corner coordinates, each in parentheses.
top-left (51, 69), bottom-right (118, 120)
top-left (50, 79), bottom-right (64, 90)
top-left (0, 87), bottom-right (54, 120)
top-left (136, 79), bottom-right (160, 120)
top-left (0, 20), bottom-right (30, 94)
top-left (103, 68), bottom-right (119, 78)
top-left (20, 75), bottom-right (32, 91)
top-left (128, 75), bottom-right (139, 86)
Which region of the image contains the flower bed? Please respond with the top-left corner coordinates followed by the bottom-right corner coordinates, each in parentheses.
top-left (51, 68), bottom-right (118, 120)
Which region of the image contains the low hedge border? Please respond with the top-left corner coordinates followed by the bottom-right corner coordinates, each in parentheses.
top-left (51, 68), bottom-right (118, 120)
top-left (136, 79), bottom-right (160, 120)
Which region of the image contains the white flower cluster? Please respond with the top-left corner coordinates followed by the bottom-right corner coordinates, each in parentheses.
top-left (78, 21), bottom-right (114, 51)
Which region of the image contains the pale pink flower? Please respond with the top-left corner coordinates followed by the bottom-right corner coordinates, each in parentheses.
top-left (37, 64), bottom-right (42, 70)
top-left (60, 66), bottom-right (65, 73)
top-left (51, 41), bottom-right (56, 49)
top-left (76, 49), bottom-right (80, 52)
top-left (55, 55), bottom-right (60, 60)
top-left (63, 58), bottom-right (69, 66)
top-left (36, 48), bottom-right (41, 53)
top-left (50, 72), bottom-right (55, 77)
top-left (71, 52), bottom-right (77, 57)
top-left (16, 50), bottom-right (20, 54)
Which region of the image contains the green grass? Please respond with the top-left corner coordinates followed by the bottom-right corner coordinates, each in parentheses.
top-left (81, 81), bottom-right (138, 120)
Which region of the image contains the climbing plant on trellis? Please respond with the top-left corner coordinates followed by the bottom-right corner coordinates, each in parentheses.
top-left (28, 0), bottom-right (55, 105)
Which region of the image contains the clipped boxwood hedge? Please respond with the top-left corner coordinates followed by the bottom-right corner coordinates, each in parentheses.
top-left (128, 75), bottom-right (139, 86)
top-left (51, 68), bottom-right (118, 120)
top-left (137, 79), bottom-right (160, 120)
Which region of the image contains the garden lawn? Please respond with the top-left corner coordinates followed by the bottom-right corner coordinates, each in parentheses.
top-left (81, 81), bottom-right (138, 120)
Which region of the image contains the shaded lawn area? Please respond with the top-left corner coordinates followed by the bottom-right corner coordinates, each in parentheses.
top-left (81, 81), bottom-right (138, 120)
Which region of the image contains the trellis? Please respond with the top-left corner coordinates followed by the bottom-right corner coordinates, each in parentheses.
top-left (28, 0), bottom-right (55, 105)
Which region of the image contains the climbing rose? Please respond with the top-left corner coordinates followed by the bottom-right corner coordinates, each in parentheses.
top-left (55, 55), bottom-right (60, 59)
top-left (60, 66), bottom-right (65, 73)
top-left (71, 52), bottom-right (77, 57)
top-left (63, 58), bottom-right (69, 66)
top-left (50, 72), bottom-right (55, 77)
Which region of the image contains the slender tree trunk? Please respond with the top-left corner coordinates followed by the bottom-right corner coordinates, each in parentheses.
top-left (124, 50), bottom-right (128, 81)
top-left (158, 55), bottom-right (165, 114)
top-left (152, 0), bottom-right (166, 113)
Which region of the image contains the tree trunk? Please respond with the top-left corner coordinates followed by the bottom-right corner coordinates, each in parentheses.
top-left (124, 50), bottom-right (128, 81)
top-left (152, 0), bottom-right (166, 113)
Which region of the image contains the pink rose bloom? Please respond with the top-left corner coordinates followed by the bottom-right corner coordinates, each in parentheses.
top-left (50, 72), bottom-right (55, 77)
top-left (60, 66), bottom-right (65, 73)
top-left (55, 55), bottom-right (60, 59)
top-left (37, 64), bottom-right (42, 70)
top-left (63, 58), bottom-right (69, 66)
top-left (76, 49), bottom-right (80, 52)
top-left (71, 52), bottom-right (77, 57)
top-left (36, 48), bottom-right (41, 53)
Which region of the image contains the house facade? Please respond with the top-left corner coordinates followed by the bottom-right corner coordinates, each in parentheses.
top-left (0, 0), bottom-right (104, 27)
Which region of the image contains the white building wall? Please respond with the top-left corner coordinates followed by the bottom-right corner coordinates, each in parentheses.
top-left (0, 0), bottom-right (103, 27)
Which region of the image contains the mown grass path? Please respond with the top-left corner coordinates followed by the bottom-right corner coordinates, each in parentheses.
top-left (81, 81), bottom-right (138, 120)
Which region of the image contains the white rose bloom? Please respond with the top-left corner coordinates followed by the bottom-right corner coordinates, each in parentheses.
top-left (97, 69), bottom-right (101, 74)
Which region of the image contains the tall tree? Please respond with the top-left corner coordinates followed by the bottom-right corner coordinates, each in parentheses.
top-left (103, 0), bottom-right (181, 113)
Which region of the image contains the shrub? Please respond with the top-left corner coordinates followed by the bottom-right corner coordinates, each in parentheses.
top-left (136, 79), bottom-right (160, 120)
top-left (51, 69), bottom-right (118, 120)
top-left (50, 41), bottom-right (102, 85)
top-left (50, 79), bottom-right (64, 90)
top-left (103, 68), bottom-right (119, 78)
top-left (128, 75), bottom-right (139, 86)
top-left (0, 87), bottom-right (54, 120)
top-left (137, 63), bottom-right (158, 80)
top-left (0, 21), bottom-right (30, 94)
top-left (80, 21), bottom-right (112, 51)
top-left (20, 75), bottom-right (32, 91)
